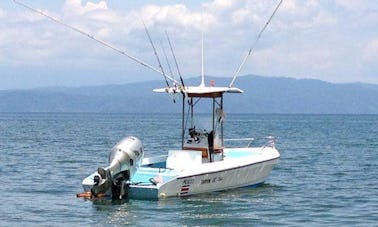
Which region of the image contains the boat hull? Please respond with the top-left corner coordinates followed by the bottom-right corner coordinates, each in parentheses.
top-left (128, 147), bottom-right (280, 199)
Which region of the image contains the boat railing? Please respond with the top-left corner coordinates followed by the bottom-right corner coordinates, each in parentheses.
top-left (225, 136), bottom-right (276, 148)
top-left (224, 138), bottom-right (255, 147)
top-left (262, 136), bottom-right (277, 149)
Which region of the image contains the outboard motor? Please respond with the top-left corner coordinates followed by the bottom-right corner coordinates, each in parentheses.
top-left (88, 136), bottom-right (144, 199)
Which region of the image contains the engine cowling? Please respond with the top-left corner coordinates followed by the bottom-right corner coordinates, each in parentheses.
top-left (89, 136), bottom-right (144, 197)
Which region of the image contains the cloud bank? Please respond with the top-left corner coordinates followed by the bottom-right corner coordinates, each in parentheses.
top-left (0, 0), bottom-right (377, 89)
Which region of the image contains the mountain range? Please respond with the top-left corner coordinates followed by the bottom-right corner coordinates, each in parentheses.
top-left (1, 75), bottom-right (378, 114)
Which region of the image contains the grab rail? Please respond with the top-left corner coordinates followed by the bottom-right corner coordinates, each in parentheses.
top-left (225, 136), bottom-right (277, 148)
top-left (262, 136), bottom-right (276, 149)
top-left (224, 138), bottom-right (255, 147)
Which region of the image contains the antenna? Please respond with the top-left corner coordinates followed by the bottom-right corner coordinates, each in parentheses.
top-left (200, 8), bottom-right (205, 87)
top-left (229, 0), bottom-right (283, 87)
top-left (200, 28), bottom-right (205, 87)
top-left (13, 0), bottom-right (181, 86)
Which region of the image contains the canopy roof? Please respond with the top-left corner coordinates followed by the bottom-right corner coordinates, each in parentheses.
top-left (153, 86), bottom-right (243, 98)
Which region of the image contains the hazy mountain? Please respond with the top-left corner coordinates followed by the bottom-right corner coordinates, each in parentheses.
top-left (1, 75), bottom-right (378, 114)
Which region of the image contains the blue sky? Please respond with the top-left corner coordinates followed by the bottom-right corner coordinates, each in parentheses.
top-left (0, 0), bottom-right (377, 89)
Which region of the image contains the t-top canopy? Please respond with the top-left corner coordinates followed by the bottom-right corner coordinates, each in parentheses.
top-left (153, 86), bottom-right (243, 98)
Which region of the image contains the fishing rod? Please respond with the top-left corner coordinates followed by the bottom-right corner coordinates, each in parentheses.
top-left (142, 21), bottom-right (171, 89)
top-left (142, 21), bottom-right (178, 103)
top-left (165, 31), bottom-right (186, 89)
top-left (229, 0), bottom-right (283, 87)
top-left (13, 0), bottom-right (181, 86)
top-left (160, 41), bottom-right (174, 81)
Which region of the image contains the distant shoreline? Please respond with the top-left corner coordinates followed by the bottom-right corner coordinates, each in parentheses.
top-left (1, 75), bottom-right (378, 114)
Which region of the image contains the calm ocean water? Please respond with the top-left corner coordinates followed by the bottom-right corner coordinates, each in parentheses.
top-left (0, 113), bottom-right (377, 226)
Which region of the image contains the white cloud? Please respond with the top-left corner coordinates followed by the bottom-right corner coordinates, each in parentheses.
top-left (135, 4), bottom-right (217, 32)
top-left (0, 7), bottom-right (6, 18)
top-left (334, 0), bottom-right (376, 11)
top-left (2, 0), bottom-right (378, 87)
top-left (363, 39), bottom-right (378, 62)
top-left (63, 0), bottom-right (108, 15)
top-left (205, 0), bottom-right (236, 10)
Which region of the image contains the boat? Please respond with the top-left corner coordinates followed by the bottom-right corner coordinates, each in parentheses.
top-left (81, 83), bottom-right (280, 200)
top-left (13, 0), bottom-right (282, 200)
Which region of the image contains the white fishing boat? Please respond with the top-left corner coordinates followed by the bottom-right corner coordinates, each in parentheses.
top-left (81, 82), bottom-right (280, 200)
top-left (13, 0), bottom-right (282, 200)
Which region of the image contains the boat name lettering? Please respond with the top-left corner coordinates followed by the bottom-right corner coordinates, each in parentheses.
top-left (201, 177), bottom-right (223, 185)
top-left (183, 179), bottom-right (194, 185)
top-left (201, 179), bottom-right (211, 184)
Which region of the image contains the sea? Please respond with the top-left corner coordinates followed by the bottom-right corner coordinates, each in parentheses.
top-left (0, 113), bottom-right (377, 226)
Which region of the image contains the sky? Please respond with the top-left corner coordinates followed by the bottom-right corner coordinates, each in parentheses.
top-left (0, 0), bottom-right (377, 89)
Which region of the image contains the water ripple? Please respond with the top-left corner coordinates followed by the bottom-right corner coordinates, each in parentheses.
top-left (0, 113), bottom-right (377, 226)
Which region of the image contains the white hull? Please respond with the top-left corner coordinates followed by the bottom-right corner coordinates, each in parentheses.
top-left (82, 146), bottom-right (280, 200)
